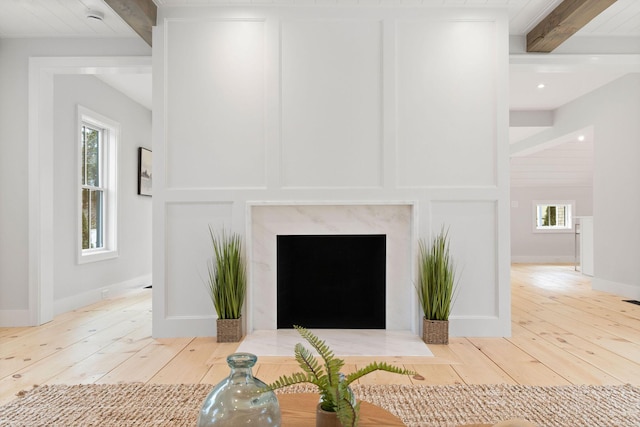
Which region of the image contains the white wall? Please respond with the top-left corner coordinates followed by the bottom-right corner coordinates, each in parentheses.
top-left (153, 6), bottom-right (511, 338)
top-left (592, 74), bottom-right (640, 298)
top-left (511, 186), bottom-right (593, 263)
top-left (0, 39), bottom-right (30, 316)
top-left (52, 75), bottom-right (152, 313)
top-left (0, 38), bottom-right (151, 325)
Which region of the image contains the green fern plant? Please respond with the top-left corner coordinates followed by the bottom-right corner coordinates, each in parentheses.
top-left (265, 326), bottom-right (416, 427)
top-left (206, 227), bottom-right (246, 320)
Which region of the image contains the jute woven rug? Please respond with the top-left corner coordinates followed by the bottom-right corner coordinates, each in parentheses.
top-left (0, 383), bottom-right (638, 426)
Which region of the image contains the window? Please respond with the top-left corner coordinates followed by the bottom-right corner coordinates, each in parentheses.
top-left (78, 106), bottom-right (119, 263)
top-left (81, 123), bottom-right (104, 249)
top-left (534, 201), bottom-right (574, 232)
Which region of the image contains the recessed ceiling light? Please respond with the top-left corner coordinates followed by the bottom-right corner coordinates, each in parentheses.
top-left (537, 83), bottom-right (545, 89)
top-left (578, 135), bottom-right (585, 141)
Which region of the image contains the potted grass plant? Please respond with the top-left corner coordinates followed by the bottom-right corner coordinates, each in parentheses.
top-left (265, 325), bottom-right (416, 427)
top-left (416, 226), bottom-right (456, 344)
top-left (206, 226), bottom-right (246, 342)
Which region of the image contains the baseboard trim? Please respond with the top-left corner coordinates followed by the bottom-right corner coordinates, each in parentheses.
top-left (511, 256), bottom-right (576, 264)
top-left (54, 274), bottom-right (152, 316)
top-left (592, 277), bottom-right (640, 300)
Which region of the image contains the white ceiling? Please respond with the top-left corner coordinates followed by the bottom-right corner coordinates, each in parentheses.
top-left (1, 0), bottom-right (638, 113)
top-left (3, 0), bottom-right (639, 39)
top-left (510, 66), bottom-right (632, 111)
top-left (0, 0), bottom-right (136, 39)
top-left (510, 125), bottom-right (595, 188)
top-left (1, 0), bottom-right (639, 187)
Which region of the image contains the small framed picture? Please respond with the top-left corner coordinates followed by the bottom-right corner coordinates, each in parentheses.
top-left (138, 147), bottom-right (152, 196)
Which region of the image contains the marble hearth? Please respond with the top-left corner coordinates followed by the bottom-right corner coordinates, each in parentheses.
top-left (236, 329), bottom-right (433, 357)
top-left (247, 203), bottom-right (417, 334)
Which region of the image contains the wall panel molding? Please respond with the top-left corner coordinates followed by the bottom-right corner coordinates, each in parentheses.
top-left (280, 19), bottom-right (384, 188)
top-left (165, 18), bottom-right (268, 190)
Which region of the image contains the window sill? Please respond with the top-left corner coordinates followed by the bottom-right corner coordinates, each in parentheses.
top-left (533, 228), bottom-right (574, 234)
top-left (78, 249), bottom-right (118, 264)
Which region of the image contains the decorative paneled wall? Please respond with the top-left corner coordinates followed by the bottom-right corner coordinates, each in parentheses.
top-left (152, 6), bottom-right (511, 338)
top-left (396, 21), bottom-right (497, 187)
top-left (166, 19), bottom-right (267, 189)
top-left (281, 20), bottom-right (383, 188)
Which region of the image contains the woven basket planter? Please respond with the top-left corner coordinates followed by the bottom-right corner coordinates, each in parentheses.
top-left (216, 318), bottom-right (242, 343)
top-left (422, 318), bottom-right (449, 344)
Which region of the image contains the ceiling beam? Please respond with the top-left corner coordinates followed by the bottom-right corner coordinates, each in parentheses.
top-left (104, 0), bottom-right (157, 47)
top-left (526, 0), bottom-right (617, 53)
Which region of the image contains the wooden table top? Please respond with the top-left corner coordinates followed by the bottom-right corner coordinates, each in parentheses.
top-left (277, 393), bottom-right (528, 427)
top-left (277, 393), bottom-right (405, 427)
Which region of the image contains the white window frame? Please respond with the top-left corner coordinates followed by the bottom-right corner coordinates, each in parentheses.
top-left (77, 105), bottom-right (119, 264)
top-left (532, 200), bottom-right (575, 234)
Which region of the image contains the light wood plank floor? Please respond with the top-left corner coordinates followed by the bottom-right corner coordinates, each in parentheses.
top-left (1, 264), bottom-right (639, 405)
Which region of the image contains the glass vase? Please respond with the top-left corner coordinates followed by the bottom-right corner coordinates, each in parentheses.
top-left (197, 352), bottom-right (281, 426)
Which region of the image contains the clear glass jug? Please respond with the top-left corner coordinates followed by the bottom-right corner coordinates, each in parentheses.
top-left (197, 352), bottom-right (281, 426)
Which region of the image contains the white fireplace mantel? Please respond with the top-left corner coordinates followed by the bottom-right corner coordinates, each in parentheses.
top-left (246, 201), bottom-right (418, 334)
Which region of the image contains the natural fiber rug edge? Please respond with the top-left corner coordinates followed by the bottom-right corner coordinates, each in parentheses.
top-left (349, 383), bottom-right (640, 427)
top-left (1, 383), bottom-right (638, 427)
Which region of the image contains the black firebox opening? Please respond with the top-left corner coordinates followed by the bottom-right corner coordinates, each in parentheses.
top-left (277, 234), bottom-right (386, 329)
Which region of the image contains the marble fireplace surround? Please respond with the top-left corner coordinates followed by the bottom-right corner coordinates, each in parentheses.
top-left (247, 202), bottom-right (418, 334)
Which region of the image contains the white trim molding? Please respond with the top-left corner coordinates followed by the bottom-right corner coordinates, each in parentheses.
top-left (592, 277), bottom-right (640, 300)
top-left (28, 56), bottom-right (152, 326)
top-left (54, 275), bottom-right (152, 316)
